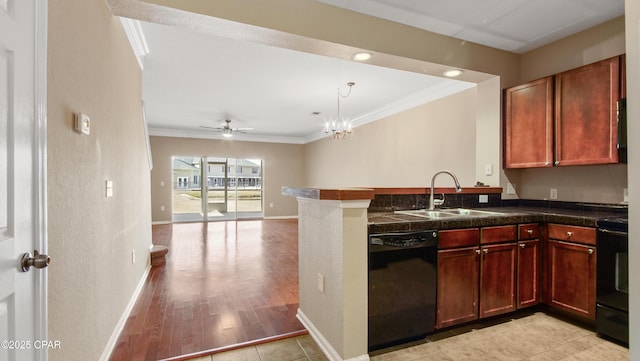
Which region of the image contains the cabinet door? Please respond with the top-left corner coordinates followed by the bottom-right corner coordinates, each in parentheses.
top-left (555, 56), bottom-right (621, 166)
top-left (436, 247), bottom-right (479, 329)
top-left (504, 77), bottom-right (554, 168)
top-left (547, 240), bottom-right (596, 319)
top-left (479, 243), bottom-right (517, 318)
top-left (517, 240), bottom-right (540, 309)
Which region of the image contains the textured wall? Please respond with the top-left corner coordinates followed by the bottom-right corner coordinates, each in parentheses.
top-left (305, 87), bottom-right (480, 189)
top-left (623, 1), bottom-right (639, 358)
top-left (47, 0), bottom-right (152, 360)
top-left (149, 136), bottom-right (304, 222)
top-left (296, 199), bottom-right (369, 359)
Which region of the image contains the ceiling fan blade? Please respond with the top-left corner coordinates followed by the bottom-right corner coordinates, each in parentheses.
top-left (199, 126), bottom-right (223, 131)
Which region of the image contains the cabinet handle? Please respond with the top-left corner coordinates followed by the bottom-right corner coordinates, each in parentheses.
top-left (588, 248), bottom-right (594, 255)
top-left (483, 248), bottom-right (488, 254)
top-left (520, 243), bottom-right (526, 248)
top-left (566, 231), bottom-right (573, 238)
top-left (555, 161), bottom-right (560, 166)
top-left (476, 249), bottom-right (481, 255)
top-left (526, 229), bottom-right (534, 235)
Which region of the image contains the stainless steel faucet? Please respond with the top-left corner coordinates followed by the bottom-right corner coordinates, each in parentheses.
top-left (429, 170), bottom-right (462, 210)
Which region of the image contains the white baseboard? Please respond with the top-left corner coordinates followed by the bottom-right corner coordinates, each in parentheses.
top-left (296, 309), bottom-right (370, 361)
top-left (263, 215), bottom-right (298, 220)
top-left (152, 220), bottom-right (172, 225)
top-left (99, 264), bottom-right (151, 361)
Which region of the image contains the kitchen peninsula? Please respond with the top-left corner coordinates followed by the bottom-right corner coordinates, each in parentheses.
top-left (283, 186), bottom-right (627, 361)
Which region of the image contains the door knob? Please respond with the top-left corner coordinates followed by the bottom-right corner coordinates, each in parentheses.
top-left (21, 250), bottom-right (50, 272)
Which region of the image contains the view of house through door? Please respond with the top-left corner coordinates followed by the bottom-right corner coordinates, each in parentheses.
top-left (172, 156), bottom-right (263, 222)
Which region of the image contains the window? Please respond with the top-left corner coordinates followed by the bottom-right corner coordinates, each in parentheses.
top-left (176, 177), bottom-right (188, 189)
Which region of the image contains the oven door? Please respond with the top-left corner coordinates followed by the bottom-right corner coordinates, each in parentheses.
top-left (596, 228), bottom-right (628, 344)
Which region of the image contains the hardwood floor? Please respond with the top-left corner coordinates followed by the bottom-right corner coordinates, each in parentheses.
top-left (109, 219), bottom-right (305, 361)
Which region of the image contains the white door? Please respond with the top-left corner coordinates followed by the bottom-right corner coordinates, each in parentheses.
top-left (0, 0), bottom-right (48, 360)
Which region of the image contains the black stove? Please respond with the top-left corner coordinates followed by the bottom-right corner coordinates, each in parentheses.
top-left (596, 217), bottom-right (628, 232)
top-left (596, 216), bottom-right (629, 345)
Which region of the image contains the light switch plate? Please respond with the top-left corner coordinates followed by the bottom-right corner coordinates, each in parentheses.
top-left (105, 180), bottom-right (114, 197)
top-left (75, 113), bottom-right (91, 135)
top-left (506, 183), bottom-right (516, 195)
top-left (550, 188), bottom-right (558, 200)
top-left (317, 273), bottom-right (324, 293)
top-left (484, 164), bottom-right (493, 176)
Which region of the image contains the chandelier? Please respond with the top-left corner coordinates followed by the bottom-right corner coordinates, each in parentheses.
top-left (325, 82), bottom-right (355, 140)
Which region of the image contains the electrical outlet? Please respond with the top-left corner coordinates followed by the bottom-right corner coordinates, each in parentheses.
top-left (550, 188), bottom-right (558, 200)
top-left (479, 194), bottom-right (488, 203)
top-left (160, 205), bottom-right (165, 212)
top-left (317, 273), bottom-right (324, 293)
top-left (506, 183), bottom-right (516, 195)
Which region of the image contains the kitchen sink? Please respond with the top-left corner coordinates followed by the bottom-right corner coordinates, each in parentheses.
top-left (437, 208), bottom-right (504, 217)
top-left (394, 210), bottom-right (459, 219)
top-left (394, 208), bottom-right (503, 219)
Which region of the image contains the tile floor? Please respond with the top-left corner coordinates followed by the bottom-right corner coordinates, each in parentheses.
top-left (184, 312), bottom-right (628, 361)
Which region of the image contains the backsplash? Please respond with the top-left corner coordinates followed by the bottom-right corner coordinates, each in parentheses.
top-left (368, 193), bottom-right (502, 212)
top-left (501, 199), bottom-right (628, 215)
top-left (368, 193), bottom-right (628, 215)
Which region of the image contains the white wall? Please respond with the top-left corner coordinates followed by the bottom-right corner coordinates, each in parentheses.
top-left (624, 1), bottom-right (638, 358)
top-left (47, 0), bottom-right (152, 360)
top-left (305, 87), bottom-right (480, 188)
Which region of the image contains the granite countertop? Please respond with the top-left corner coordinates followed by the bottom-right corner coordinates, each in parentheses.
top-left (367, 206), bottom-right (626, 234)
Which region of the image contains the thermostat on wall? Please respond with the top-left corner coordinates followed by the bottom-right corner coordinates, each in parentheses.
top-left (75, 113), bottom-right (91, 135)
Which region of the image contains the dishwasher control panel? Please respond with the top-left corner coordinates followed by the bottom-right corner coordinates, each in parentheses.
top-left (370, 230), bottom-right (438, 248)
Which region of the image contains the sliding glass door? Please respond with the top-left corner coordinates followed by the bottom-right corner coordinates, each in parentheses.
top-left (172, 156), bottom-right (263, 222)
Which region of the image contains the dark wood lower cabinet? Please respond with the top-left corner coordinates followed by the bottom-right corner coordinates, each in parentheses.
top-left (547, 240), bottom-right (596, 319)
top-left (517, 240), bottom-right (540, 308)
top-left (436, 247), bottom-right (479, 329)
top-left (479, 243), bottom-right (517, 318)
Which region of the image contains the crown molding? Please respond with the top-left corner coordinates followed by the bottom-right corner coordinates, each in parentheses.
top-left (119, 17), bottom-right (150, 69)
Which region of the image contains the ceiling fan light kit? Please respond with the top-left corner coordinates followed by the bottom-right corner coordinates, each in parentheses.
top-left (200, 119), bottom-right (253, 138)
top-left (325, 82), bottom-right (355, 140)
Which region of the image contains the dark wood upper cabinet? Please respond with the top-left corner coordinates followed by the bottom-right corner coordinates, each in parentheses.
top-left (555, 56), bottom-right (620, 166)
top-left (504, 55), bottom-right (624, 168)
top-left (504, 77), bottom-right (554, 168)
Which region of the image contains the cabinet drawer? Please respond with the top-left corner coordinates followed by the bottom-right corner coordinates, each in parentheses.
top-left (439, 228), bottom-right (479, 249)
top-left (548, 224), bottom-right (596, 245)
top-left (518, 223), bottom-right (541, 240)
top-left (481, 225), bottom-right (516, 244)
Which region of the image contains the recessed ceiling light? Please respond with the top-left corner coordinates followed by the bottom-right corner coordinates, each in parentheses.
top-left (352, 52), bottom-right (373, 61)
top-left (443, 69), bottom-right (463, 77)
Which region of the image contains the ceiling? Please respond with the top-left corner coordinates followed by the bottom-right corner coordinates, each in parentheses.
top-left (139, 0), bottom-right (624, 144)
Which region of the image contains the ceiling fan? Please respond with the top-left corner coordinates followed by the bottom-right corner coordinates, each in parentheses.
top-left (200, 119), bottom-right (253, 138)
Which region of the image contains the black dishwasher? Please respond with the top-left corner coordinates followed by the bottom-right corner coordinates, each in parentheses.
top-left (368, 230), bottom-right (438, 351)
